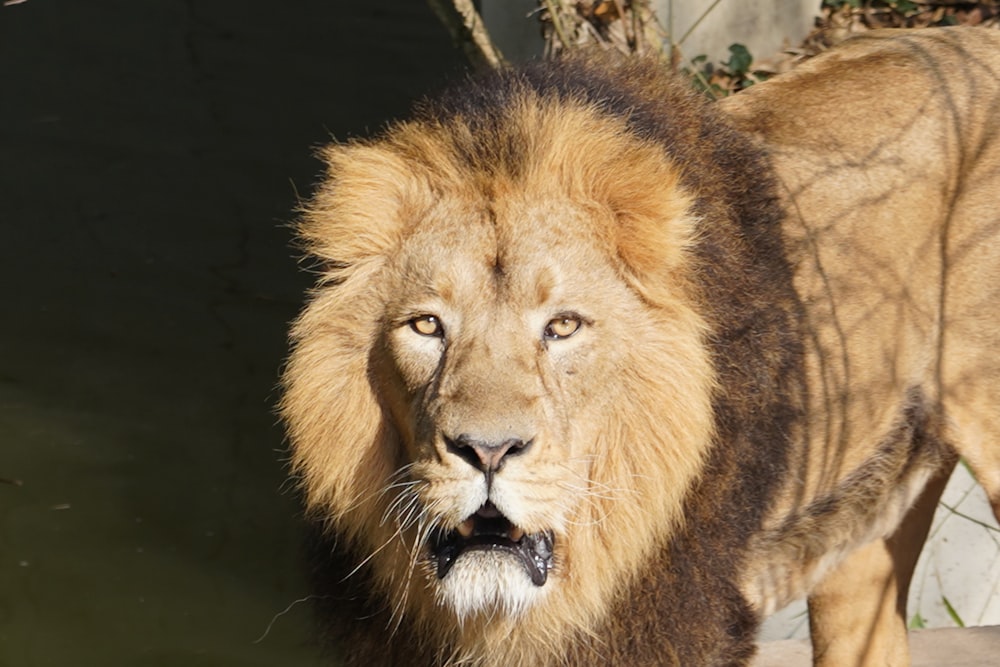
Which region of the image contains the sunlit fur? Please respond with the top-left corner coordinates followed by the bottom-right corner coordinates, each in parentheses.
top-left (722, 27), bottom-right (1000, 666)
top-left (283, 27), bottom-right (1000, 667)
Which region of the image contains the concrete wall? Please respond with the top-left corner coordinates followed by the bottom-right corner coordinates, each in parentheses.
top-left (481, 0), bottom-right (817, 65)
top-left (657, 0), bottom-right (815, 65)
top-left (481, 0), bottom-right (544, 61)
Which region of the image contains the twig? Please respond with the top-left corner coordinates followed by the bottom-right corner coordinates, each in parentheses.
top-left (676, 0), bottom-right (725, 47)
top-left (427, 0), bottom-right (504, 69)
top-left (611, 0), bottom-right (633, 49)
top-left (938, 500), bottom-right (1000, 533)
top-left (543, 0), bottom-right (574, 51)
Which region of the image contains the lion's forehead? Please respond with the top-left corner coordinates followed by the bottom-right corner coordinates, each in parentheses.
top-left (392, 195), bottom-right (619, 309)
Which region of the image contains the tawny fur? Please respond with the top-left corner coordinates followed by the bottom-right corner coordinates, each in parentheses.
top-left (282, 27), bottom-right (1000, 667)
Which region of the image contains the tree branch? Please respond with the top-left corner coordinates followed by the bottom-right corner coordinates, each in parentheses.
top-left (427, 0), bottom-right (504, 69)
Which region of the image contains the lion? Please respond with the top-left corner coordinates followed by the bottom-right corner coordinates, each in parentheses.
top-left (280, 26), bottom-right (1000, 666)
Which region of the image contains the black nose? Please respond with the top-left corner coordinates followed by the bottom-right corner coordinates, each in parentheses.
top-left (445, 434), bottom-right (532, 477)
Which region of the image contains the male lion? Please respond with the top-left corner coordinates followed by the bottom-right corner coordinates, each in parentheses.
top-left (281, 27), bottom-right (1000, 666)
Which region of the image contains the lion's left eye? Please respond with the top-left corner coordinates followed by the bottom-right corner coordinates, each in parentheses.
top-left (409, 315), bottom-right (444, 338)
top-left (544, 316), bottom-right (582, 340)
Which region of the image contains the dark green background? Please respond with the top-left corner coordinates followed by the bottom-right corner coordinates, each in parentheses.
top-left (0, 2), bottom-right (465, 664)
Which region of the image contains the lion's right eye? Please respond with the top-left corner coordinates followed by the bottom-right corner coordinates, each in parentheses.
top-left (409, 315), bottom-right (444, 338)
top-left (544, 315), bottom-right (582, 340)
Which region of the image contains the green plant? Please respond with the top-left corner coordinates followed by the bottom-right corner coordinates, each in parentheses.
top-left (942, 595), bottom-right (966, 628)
top-left (683, 43), bottom-right (764, 99)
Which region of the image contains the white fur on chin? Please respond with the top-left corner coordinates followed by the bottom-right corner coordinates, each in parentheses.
top-left (435, 551), bottom-right (550, 620)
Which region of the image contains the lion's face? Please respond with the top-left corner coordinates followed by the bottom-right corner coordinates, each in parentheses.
top-left (282, 99), bottom-right (718, 638)
top-left (376, 194), bottom-right (648, 616)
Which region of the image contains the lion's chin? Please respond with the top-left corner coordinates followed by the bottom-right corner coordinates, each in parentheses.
top-left (433, 550), bottom-right (553, 619)
top-left (428, 502), bottom-right (555, 618)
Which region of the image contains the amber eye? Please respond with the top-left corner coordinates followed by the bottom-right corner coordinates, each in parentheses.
top-left (544, 316), bottom-right (582, 340)
top-left (409, 315), bottom-right (444, 338)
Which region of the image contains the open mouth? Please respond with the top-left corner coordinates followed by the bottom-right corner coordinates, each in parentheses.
top-left (430, 501), bottom-right (554, 586)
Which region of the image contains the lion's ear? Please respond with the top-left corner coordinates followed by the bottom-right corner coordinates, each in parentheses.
top-left (592, 145), bottom-right (699, 300)
top-left (297, 142), bottom-right (420, 270)
top-left (610, 167), bottom-right (696, 276)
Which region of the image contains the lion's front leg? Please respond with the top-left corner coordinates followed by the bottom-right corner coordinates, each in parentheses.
top-left (808, 538), bottom-right (910, 667)
top-left (806, 463), bottom-right (953, 667)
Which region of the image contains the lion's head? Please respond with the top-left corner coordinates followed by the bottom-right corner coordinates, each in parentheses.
top-left (282, 57), bottom-right (797, 665)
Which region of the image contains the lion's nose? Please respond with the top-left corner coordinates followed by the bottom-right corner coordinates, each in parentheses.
top-left (445, 434), bottom-right (532, 478)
